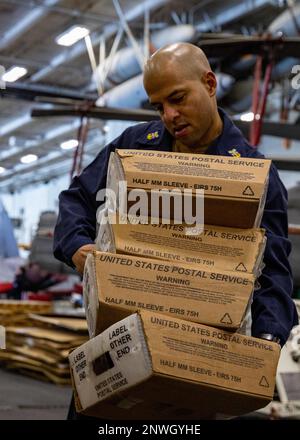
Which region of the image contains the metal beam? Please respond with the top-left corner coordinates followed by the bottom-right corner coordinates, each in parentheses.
top-left (0, 83), bottom-right (96, 143)
top-left (273, 159), bottom-right (300, 171)
top-left (113, 0), bottom-right (145, 70)
top-left (1, 82), bottom-right (97, 102)
top-left (31, 106), bottom-right (159, 122)
top-left (197, 36), bottom-right (300, 61)
top-left (234, 119), bottom-right (300, 141)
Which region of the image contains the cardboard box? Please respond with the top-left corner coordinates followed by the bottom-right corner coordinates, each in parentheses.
top-left (107, 149), bottom-right (271, 228)
top-left (69, 310), bottom-right (280, 419)
top-left (83, 251), bottom-right (255, 337)
top-left (96, 211), bottom-right (266, 275)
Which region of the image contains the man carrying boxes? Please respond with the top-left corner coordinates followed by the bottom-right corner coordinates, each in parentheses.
top-left (54, 42), bottom-right (298, 419)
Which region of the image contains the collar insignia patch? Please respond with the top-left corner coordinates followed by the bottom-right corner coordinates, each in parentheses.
top-left (228, 148), bottom-right (241, 157)
top-left (147, 131), bottom-right (159, 140)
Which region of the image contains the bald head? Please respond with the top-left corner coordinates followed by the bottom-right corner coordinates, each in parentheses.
top-left (143, 43), bottom-right (211, 87)
top-left (142, 42), bottom-right (222, 152)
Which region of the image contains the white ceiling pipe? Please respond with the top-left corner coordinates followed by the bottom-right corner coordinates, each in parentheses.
top-left (30, 0), bottom-right (275, 84)
top-left (0, 0), bottom-right (280, 158)
top-left (268, 3), bottom-right (300, 35)
top-left (94, 25), bottom-right (196, 89)
top-left (1, 0), bottom-right (273, 141)
top-left (29, 0), bottom-right (170, 82)
top-left (195, 0), bottom-right (277, 32)
top-left (97, 74), bottom-right (148, 108)
top-left (268, 4), bottom-right (300, 80)
top-left (90, 1), bottom-right (277, 97)
top-left (0, 0), bottom-right (169, 150)
top-left (92, 1), bottom-right (277, 92)
top-left (97, 72), bottom-right (234, 108)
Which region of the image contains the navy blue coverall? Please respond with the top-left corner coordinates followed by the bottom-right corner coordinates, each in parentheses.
top-left (54, 108), bottom-right (298, 347)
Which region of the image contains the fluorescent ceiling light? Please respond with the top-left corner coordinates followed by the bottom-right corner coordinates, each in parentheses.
top-left (240, 112), bottom-right (254, 122)
top-left (56, 26), bottom-right (90, 46)
top-left (2, 66), bottom-right (27, 82)
top-left (0, 166), bottom-right (6, 174)
top-left (60, 139), bottom-right (78, 150)
top-left (20, 154), bottom-right (38, 164)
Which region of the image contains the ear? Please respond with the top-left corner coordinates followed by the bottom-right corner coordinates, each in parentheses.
top-left (202, 71), bottom-right (217, 97)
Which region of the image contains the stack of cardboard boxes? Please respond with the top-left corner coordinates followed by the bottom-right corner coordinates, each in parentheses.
top-left (69, 149), bottom-right (280, 419)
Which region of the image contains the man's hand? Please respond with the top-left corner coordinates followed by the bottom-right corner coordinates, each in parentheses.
top-left (259, 333), bottom-right (281, 346)
top-left (72, 244), bottom-right (96, 275)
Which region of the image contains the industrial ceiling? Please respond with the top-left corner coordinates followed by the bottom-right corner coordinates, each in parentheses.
top-left (0, 0), bottom-right (300, 192)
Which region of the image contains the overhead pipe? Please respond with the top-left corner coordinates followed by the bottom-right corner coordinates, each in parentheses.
top-left (268, 3), bottom-right (300, 35)
top-left (91, 1), bottom-right (277, 107)
top-left (92, 1), bottom-right (277, 92)
top-left (0, 0), bottom-right (282, 171)
top-left (195, 0), bottom-right (276, 32)
top-left (94, 21), bottom-right (235, 108)
top-left (269, 3), bottom-right (300, 79)
top-left (0, 0), bottom-right (275, 141)
top-left (94, 25), bottom-right (196, 90)
top-left (234, 3), bottom-right (300, 76)
top-left (0, 113), bottom-right (32, 138)
top-left (29, 0), bottom-right (170, 82)
top-left (97, 72), bottom-right (235, 108)
top-left (0, 0), bottom-right (170, 152)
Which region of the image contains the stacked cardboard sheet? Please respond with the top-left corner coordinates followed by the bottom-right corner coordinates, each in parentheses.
top-left (0, 300), bottom-right (52, 326)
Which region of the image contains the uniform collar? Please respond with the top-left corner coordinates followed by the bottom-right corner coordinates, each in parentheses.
top-left (206, 108), bottom-right (249, 156)
top-left (135, 108), bottom-right (245, 155)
